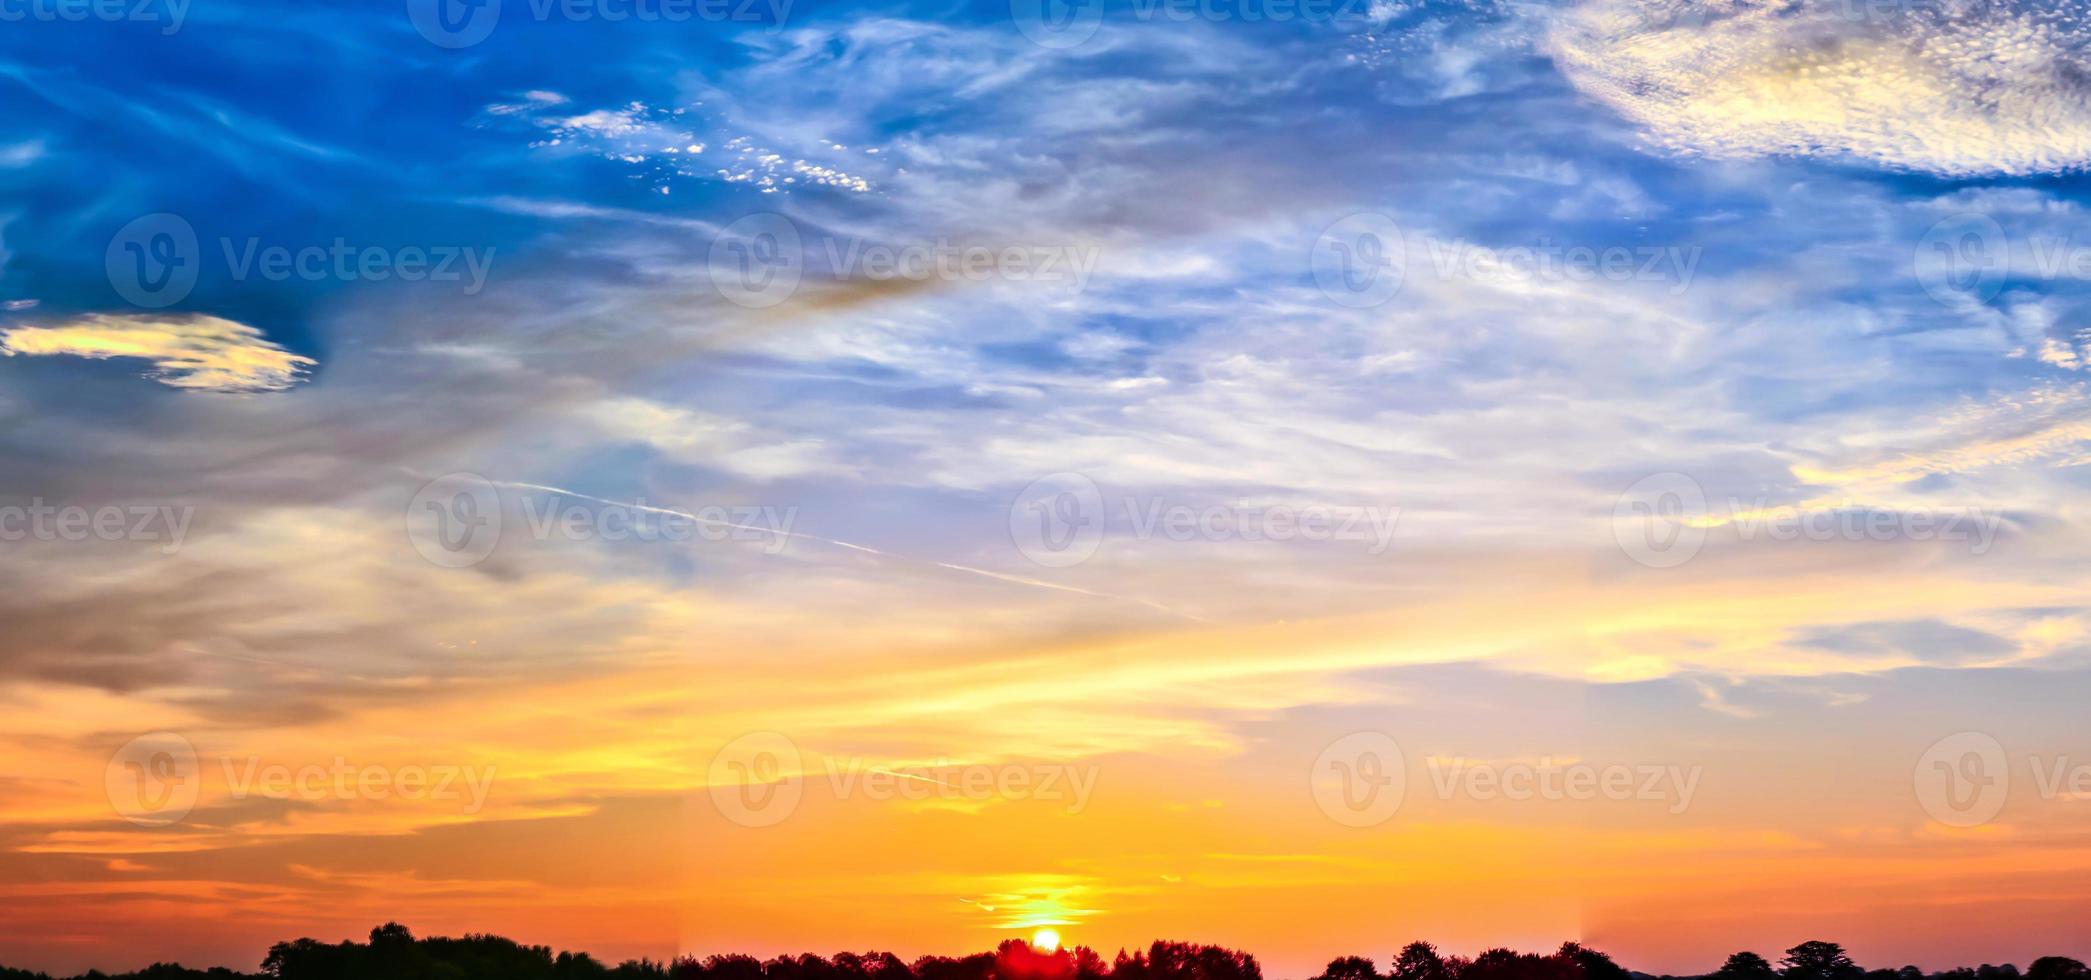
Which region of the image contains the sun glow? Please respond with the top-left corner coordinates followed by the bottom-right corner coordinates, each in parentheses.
top-left (1030, 929), bottom-right (1061, 952)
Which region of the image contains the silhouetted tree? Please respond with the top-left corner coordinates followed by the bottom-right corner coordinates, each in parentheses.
top-left (995, 938), bottom-right (1077, 980)
top-left (1067, 949), bottom-right (1109, 980)
top-left (1781, 943), bottom-right (1862, 980)
top-left (1136, 943), bottom-right (1258, 980)
top-left (1716, 953), bottom-right (1779, 980)
top-left (17, 926), bottom-right (2091, 980)
top-left (1975, 965), bottom-right (2022, 980)
top-left (1316, 957), bottom-right (1379, 980)
top-left (555, 951), bottom-right (610, 979)
top-left (694, 954), bottom-right (764, 980)
top-left (914, 952), bottom-right (997, 980)
top-left (1474, 949), bottom-right (1581, 980)
top-left (1391, 943), bottom-right (1453, 980)
top-left (1558, 944), bottom-right (1630, 980)
top-left (2028, 960), bottom-right (2090, 980)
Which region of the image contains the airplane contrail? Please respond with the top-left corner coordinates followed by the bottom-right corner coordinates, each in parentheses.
top-left (450, 475), bottom-right (1213, 624)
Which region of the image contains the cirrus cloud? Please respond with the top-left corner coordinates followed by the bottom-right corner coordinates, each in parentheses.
top-left (1552, 0), bottom-right (2091, 176)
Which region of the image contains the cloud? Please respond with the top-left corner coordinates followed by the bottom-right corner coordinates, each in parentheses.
top-left (1552, 0), bottom-right (2091, 176)
top-left (0, 314), bottom-right (314, 392)
top-left (1794, 617), bottom-right (2018, 666)
top-left (581, 396), bottom-right (859, 481)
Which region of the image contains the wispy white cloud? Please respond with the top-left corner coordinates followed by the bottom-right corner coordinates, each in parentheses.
top-left (1553, 0), bottom-right (2091, 176)
top-left (0, 314), bottom-right (314, 392)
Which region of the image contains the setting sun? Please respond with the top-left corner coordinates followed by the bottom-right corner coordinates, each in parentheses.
top-left (1031, 929), bottom-right (1062, 953)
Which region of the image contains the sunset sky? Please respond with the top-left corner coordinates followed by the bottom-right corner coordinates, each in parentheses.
top-left (3, 0), bottom-right (2091, 975)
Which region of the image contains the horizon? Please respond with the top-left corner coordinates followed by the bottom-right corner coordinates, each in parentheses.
top-left (7, 926), bottom-right (2080, 980)
top-left (4, 0), bottom-right (2091, 974)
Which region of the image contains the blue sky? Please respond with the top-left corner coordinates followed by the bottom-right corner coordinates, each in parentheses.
top-left (4, 0), bottom-right (2091, 974)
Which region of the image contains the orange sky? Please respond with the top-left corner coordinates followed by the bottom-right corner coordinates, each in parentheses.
top-left (5, 531), bottom-right (2090, 976)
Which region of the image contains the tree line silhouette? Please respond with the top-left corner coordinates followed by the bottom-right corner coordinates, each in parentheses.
top-left (2, 925), bottom-right (2085, 980)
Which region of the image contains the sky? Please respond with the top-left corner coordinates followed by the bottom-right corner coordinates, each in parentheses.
top-left (2, 0), bottom-right (2091, 975)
